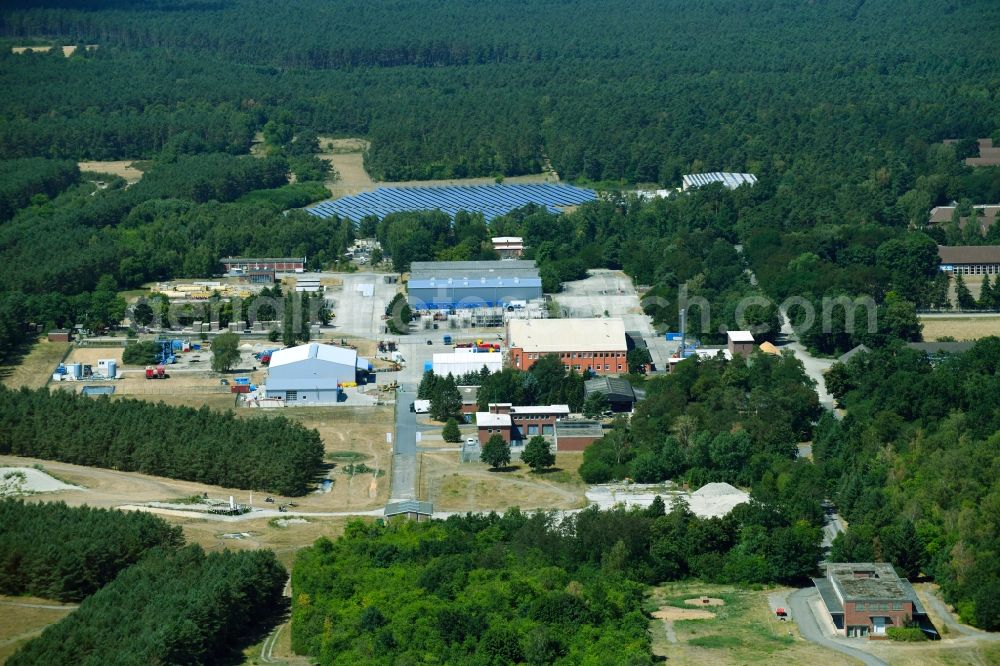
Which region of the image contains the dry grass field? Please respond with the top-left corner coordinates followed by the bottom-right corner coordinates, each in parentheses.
top-left (419, 450), bottom-right (587, 512)
top-left (646, 583), bottom-right (857, 665)
top-left (281, 406), bottom-right (394, 510)
top-left (919, 316), bottom-right (1000, 341)
top-left (0, 339), bottom-right (70, 389)
top-left (317, 137), bottom-right (375, 198)
top-left (0, 596), bottom-right (77, 663)
top-left (173, 515), bottom-right (351, 571)
top-left (77, 160), bottom-right (144, 185)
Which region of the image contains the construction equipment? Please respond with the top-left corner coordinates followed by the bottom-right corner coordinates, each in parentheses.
top-left (145, 365), bottom-right (167, 379)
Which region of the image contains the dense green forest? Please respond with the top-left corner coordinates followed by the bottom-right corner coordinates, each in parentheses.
top-left (292, 507), bottom-right (819, 663)
top-left (0, 386), bottom-right (324, 495)
top-left (1, 0), bottom-right (998, 357)
top-left (1, 0), bottom-right (998, 182)
top-left (9, 545), bottom-right (286, 665)
top-left (581, 352), bottom-right (823, 514)
top-left (0, 499), bottom-right (183, 601)
top-left (0, 157), bottom-right (78, 220)
top-left (818, 339), bottom-right (1000, 630)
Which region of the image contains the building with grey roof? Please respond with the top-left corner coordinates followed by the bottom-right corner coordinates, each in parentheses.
top-left (937, 245), bottom-right (1000, 275)
top-left (584, 376), bottom-right (637, 413)
top-left (263, 342), bottom-right (368, 404)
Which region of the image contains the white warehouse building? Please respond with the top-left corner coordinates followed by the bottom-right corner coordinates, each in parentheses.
top-left (432, 350), bottom-right (502, 377)
top-left (264, 342), bottom-right (369, 404)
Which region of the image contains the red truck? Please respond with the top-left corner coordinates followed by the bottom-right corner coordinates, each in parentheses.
top-left (145, 366), bottom-right (166, 379)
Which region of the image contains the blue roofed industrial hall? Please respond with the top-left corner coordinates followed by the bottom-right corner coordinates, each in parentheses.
top-left (408, 260), bottom-right (542, 309)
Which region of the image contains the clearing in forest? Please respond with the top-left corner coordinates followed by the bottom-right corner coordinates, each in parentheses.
top-left (78, 161), bottom-right (144, 185)
top-left (316, 136), bottom-right (558, 200)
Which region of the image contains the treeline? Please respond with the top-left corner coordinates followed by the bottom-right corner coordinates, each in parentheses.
top-left (818, 338), bottom-right (1000, 630)
top-left (0, 386), bottom-right (324, 495)
top-left (0, 157), bottom-right (78, 220)
top-left (373, 210), bottom-right (496, 273)
top-left (292, 506), bottom-right (820, 663)
top-left (10, 545), bottom-right (286, 666)
top-left (0, 499), bottom-right (182, 601)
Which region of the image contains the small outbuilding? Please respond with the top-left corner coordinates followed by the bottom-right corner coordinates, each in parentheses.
top-left (726, 331), bottom-right (755, 358)
top-left (47, 329), bottom-right (72, 342)
top-left (384, 500), bottom-right (433, 522)
top-left (584, 376), bottom-right (637, 413)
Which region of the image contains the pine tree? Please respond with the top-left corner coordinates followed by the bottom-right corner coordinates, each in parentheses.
top-left (417, 371), bottom-right (438, 400)
top-left (282, 292), bottom-right (295, 346)
top-left (955, 272), bottom-right (976, 310)
top-left (431, 374), bottom-right (462, 421)
top-left (441, 418), bottom-right (461, 443)
top-left (978, 273), bottom-right (995, 311)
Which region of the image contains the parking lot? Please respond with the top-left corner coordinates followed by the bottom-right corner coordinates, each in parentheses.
top-left (325, 272), bottom-right (401, 337)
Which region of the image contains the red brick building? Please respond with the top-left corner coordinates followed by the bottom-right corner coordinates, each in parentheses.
top-left (813, 563), bottom-right (931, 639)
top-left (506, 318), bottom-right (628, 375)
top-left (476, 403), bottom-right (570, 446)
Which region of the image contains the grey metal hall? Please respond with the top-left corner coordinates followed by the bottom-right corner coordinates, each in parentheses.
top-left (407, 260), bottom-right (542, 309)
top-left (263, 343), bottom-right (365, 404)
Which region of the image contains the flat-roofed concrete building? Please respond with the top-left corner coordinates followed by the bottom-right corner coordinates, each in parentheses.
top-left (938, 245), bottom-right (1000, 275)
top-left (432, 351), bottom-right (502, 377)
top-left (507, 318), bottom-right (628, 375)
top-left (408, 260), bottom-right (541, 309)
top-left (812, 563), bottom-right (930, 639)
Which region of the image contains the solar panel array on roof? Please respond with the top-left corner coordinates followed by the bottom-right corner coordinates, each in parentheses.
top-left (305, 184), bottom-right (597, 222)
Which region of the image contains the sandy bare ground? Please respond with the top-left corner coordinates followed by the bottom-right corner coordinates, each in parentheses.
top-left (78, 161), bottom-right (143, 185)
top-left (0, 467), bottom-right (81, 494)
top-left (653, 606), bottom-right (716, 621)
top-left (920, 315), bottom-right (1000, 341)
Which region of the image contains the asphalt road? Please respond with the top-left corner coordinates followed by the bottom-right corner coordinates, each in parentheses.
top-left (788, 588), bottom-right (887, 666)
top-left (778, 307), bottom-right (837, 411)
top-left (390, 385), bottom-right (418, 500)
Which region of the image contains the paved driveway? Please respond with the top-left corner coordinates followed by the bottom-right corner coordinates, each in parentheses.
top-left (390, 385), bottom-right (418, 500)
top-left (788, 588), bottom-right (887, 666)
